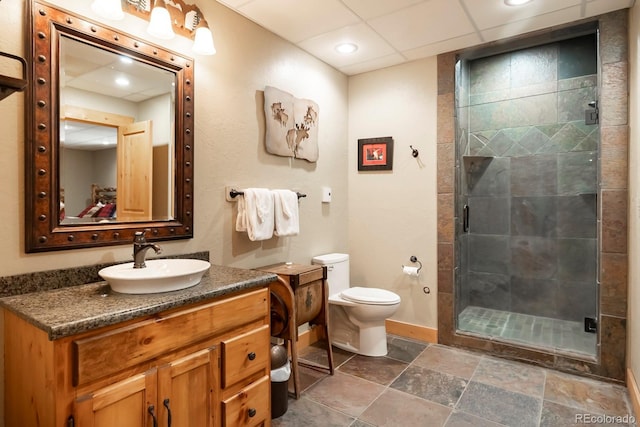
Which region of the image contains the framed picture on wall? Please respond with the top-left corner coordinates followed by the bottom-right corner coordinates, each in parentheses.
top-left (357, 137), bottom-right (394, 171)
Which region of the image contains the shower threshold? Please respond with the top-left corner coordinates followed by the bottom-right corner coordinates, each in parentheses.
top-left (457, 306), bottom-right (597, 359)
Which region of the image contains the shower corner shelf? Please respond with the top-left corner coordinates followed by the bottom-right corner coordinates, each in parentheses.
top-left (463, 155), bottom-right (493, 173)
top-left (0, 52), bottom-right (27, 102)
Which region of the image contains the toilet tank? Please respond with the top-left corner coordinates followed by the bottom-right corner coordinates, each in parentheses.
top-left (312, 253), bottom-right (349, 294)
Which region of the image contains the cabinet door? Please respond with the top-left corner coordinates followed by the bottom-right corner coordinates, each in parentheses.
top-left (158, 347), bottom-right (218, 427)
top-left (75, 368), bottom-right (158, 427)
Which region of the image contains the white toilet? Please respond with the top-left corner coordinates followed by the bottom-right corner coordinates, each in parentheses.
top-left (312, 253), bottom-right (401, 357)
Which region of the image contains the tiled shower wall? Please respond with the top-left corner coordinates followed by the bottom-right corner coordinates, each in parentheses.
top-left (438, 11), bottom-right (629, 383)
top-left (458, 35), bottom-right (599, 323)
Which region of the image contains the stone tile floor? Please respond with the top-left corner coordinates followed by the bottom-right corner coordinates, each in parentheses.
top-left (271, 335), bottom-right (637, 427)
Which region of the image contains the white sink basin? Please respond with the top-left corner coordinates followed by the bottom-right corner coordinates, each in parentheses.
top-left (99, 259), bottom-right (211, 294)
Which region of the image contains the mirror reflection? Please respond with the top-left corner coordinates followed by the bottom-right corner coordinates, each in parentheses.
top-left (59, 36), bottom-right (175, 225)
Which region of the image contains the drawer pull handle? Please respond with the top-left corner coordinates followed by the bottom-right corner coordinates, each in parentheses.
top-left (148, 405), bottom-right (158, 427)
top-left (163, 398), bottom-right (172, 427)
top-left (248, 408), bottom-right (257, 418)
top-left (248, 351), bottom-right (256, 361)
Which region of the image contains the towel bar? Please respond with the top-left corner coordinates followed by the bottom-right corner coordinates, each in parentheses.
top-left (229, 189), bottom-right (306, 199)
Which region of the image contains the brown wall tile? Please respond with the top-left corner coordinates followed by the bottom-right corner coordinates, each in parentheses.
top-left (438, 269), bottom-right (453, 294)
top-left (438, 243), bottom-right (453, 271)
top-left (437, 143), bottom-right (455, 194)
top-left (438, 93), bottom-right (455, 144)
top-left (599, 315), bottom-right (627, 381)
top-left (437, 291), bottom-right (454, 342)
top-left (600, 253), bottom-right (628, 317)
top-left (438, 52), bottom-right (456, 95)
top-left (600, 62), bottom-right (629, 127)
top-left (601, 190), bottom-right (628, 253)
top-left (598, 9), bottom-right (628, 65)
top-left (437, 194), bottom-right (454, 243)
top-left (600, 125), bottom-right (629, 190)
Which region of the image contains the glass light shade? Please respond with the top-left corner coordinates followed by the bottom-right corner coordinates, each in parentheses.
top-left (147, 4), bottom-right (175, 40)
top-left (193, 26), bottom-right (216, 55)
top-left (91, 0), bottom-right (124, 20)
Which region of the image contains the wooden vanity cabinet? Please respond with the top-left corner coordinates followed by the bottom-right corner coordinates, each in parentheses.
top-left (4, 287), bottom-right (272, 427)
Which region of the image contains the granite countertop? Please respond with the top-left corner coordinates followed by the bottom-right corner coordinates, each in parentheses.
top-left (0, 264), bottom-right (277, 340)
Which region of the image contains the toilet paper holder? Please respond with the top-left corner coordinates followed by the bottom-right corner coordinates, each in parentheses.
top-left (409, 255), bottom-right (422, 273)
top-left (403, 256), bottom-right (430, 294)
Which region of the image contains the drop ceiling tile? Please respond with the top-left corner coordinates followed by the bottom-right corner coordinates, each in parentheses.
top-left (341, 0), bottom-right (426, 20)
top-left (585, 0), bottom-right (635, 16)
top-left (298, 23), bottom-right (397, 68)
top-left (462, 0), bottom-right (582, 30)
top-left (480, 6), bottom-right (582, 44)
top-left (237, 0), bottom-right (361, 43)
top-left (367, 0), bottom-right (476, 51)
top-left (402, 33), bottom-right (483, 60)
top-left (216, 0), bottom-right (253, 8)
top-left (338, 53), bottom-right (407, 76)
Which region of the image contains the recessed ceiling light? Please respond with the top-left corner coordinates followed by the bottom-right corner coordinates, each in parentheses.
top-left (335, 42), bottom-right (358, 54)
top-left (504, 0), bottom-right (532, 5)
top-left (115, 77), bottom-right (130, 86)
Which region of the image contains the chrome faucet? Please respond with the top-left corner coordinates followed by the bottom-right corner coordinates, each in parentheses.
top-left (133, 230), bottom-right (162, 268)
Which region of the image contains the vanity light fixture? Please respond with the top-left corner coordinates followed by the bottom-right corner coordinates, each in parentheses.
top-left (92, 0), bottom-right (216, 56)
top-left (504, 0), bottom-right (533, 5)
top-left (335, 42), bottom-right (358, 54)
top-left (91, 0), bottom-right (124, 21)
top-left (147, 0), bottom-right (175, 40)
top-left (122, 0), bottom-right (216, 55)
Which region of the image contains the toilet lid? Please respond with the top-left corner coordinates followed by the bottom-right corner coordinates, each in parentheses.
top-left (340, 287), bottom-right (401, 305)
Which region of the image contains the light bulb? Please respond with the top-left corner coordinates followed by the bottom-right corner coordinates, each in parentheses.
top-left (193, 25), bottom-right (216, 56)
top-left (147, 1), bottom-right (175, 40)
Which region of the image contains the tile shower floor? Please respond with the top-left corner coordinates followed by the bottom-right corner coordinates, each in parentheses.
top-left (457, 306), bottom-right (597, 358)
top-left (272, 336), bottom-right (636, 427)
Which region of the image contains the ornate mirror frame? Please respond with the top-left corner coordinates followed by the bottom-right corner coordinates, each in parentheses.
top-left (26, 1), bottom-right (195, 252)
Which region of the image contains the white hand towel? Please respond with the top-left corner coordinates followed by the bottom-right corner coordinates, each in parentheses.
top-left (272, 189), bottom-right (299, 236)
top-left (243, 188), bottom-right (275, 241)
top-left (235, 193), bottom-right (247, 232)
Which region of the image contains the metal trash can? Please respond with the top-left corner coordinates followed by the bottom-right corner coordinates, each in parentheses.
top-left (270, 344), bottom-right (291, 418)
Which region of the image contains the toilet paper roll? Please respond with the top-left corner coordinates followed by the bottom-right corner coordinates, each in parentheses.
top-left (402, 265), bottom-right (420, 277)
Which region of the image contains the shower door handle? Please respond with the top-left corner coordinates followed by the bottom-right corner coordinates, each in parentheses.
top-left (463, 205), bottom-right (469, 232)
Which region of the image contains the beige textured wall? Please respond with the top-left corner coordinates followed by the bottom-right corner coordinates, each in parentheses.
top-left (628, 1), bottom-right (640, 388)
top-left (0, 0), bottom-right (349, 275)
top-left (348, 58), bottom-right (439, 330)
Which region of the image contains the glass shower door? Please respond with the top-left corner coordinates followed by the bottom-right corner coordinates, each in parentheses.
top-left (455, 34), bottom-right (599, 358)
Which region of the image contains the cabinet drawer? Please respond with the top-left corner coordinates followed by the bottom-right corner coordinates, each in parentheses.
top-left (294, 267), bottom-right (324, 288)
top-left (222, 375), bottom-right (270, 427)
top-left (258, 263), bottom-right (325, 289)
top-left (73, 287), bottom-right (268, 386)
top-left (221, 324), bottom-right (269, 389)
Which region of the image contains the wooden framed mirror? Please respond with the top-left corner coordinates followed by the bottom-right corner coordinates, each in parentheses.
top-left (26, 1), bottom-right (195, 252)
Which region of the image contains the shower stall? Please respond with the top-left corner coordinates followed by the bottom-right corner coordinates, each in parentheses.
top-left (454, 33), bottom-right (599, 358)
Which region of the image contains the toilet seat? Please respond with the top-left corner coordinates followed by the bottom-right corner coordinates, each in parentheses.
top-left (340, 287), bottom-right (401, 305)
